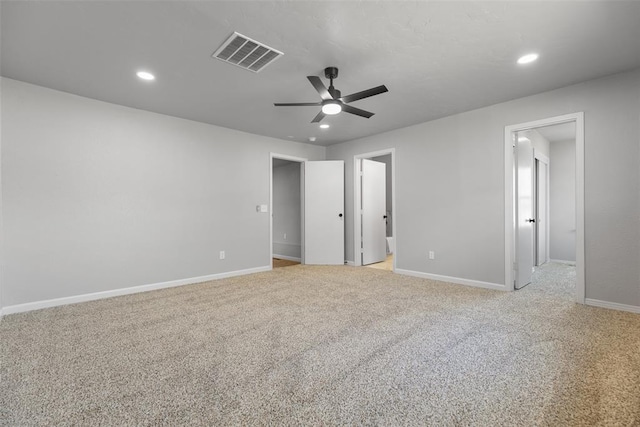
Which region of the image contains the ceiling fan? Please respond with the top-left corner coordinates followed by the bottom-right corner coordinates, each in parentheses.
top-left (274, 67), bottom-right (388, 123)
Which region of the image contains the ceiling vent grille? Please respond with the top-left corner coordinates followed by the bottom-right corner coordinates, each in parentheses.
top-left (212, 32), bottom-right (283, 73)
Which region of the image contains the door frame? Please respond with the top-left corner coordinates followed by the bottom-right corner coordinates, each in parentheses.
top-left (353, 148), bottom-right (396, 269)
top-left (504, 112), bottom-right (585, 303)
top-left (269, 153), bottom-right (307, 269)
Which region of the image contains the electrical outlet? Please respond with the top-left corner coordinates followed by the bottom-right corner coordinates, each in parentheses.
top-left (284, 233), bottom-right (287, 240)
top-left (219, 250), bottom-right (225, 260)
top-left (428, 251), bottom-right (435, 260)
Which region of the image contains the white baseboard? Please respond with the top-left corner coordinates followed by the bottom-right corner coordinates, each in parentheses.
top-left (273, 241), bottom-right (301, 247)
top-left (345, 260), bottom-right (356, 266)
top-left (550, 259), bottom-right (576, 266)
top-left (585, 298), bottom-right (640, 314)
top-left (1, 266), bottom-right (271, 316)
top-left (272, 254), bottom-right (301, 262)
top-left (395, 269), bottom-right (505, 291)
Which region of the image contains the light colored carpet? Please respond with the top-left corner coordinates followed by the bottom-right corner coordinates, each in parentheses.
top-left (1, 263), bottom-right (639, 426)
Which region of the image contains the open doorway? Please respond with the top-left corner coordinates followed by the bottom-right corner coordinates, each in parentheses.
top-left (270, 154), bottom-right (345, 268)
top-left (505, 113), bottom-right (584, 302)
top-left (270, 154), bottom-right (305, 269)
top-left (353, 149), bottom-right (396, 271)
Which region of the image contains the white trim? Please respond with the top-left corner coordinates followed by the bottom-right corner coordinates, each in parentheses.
top-left (504, 112), bottom-right (585, 304)
top-left (534, 150), bottom-right (550, 164)
top-left (575, 114), bottom-right (585, 304)
top-left (272, 254), bottom-right (301, 262)
top-left (585, 299), bottom-right (640, 314)
top-left (2, 266), bottom-right (271, 315)
top-left (345, 260), bottom-right (356, 266)
top-left (269, 153), bottom-right (307, 270)
top-left (0, 79), bottom-right (3, 315)
top-left (550, 259), bottom-right (577, 266)
top-left (395, 269), bottom-right (505, 291)
top-left (353, 148), bottom-right (396, 271)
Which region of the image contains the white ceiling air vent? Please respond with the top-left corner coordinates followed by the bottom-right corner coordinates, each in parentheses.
top-left (212, 32), bottom-right (283, 73)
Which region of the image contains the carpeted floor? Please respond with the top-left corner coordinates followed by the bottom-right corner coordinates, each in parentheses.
top-left (1, 263), bottom-right (639, 426)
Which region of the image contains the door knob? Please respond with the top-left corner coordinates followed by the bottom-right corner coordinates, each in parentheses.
top-left (338, 213), bottom-right (343, 218)
top-left (525, 218), bottom-right (536, 223)
top-left (383, 215), bottom-right (387, 219)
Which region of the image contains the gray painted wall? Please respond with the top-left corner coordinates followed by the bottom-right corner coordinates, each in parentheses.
top-left (523, 129), bottom-right (551, 158)
top-left (549, 139), bottom-right (576, 262)
top-left (2, 69), bottom-right (639, 310)
top-left (0, 78), bottom-right (325, 307)
top-left (327, 69), bottom-right (640, 307)
top-left (272, 161), bottom-right (301, 259)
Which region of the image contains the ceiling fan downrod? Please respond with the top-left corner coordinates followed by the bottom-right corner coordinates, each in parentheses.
top-left (325, 67), bottom-right (341, 99)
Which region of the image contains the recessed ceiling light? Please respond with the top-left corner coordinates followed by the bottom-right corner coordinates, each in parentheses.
top-left (517, 53), bottom-right (539, 65)
top-left (319, 124), bottom-right (330, 129)
top-left (136, 71), bottom-right (155, 81)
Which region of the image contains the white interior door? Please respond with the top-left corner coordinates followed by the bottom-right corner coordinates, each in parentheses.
top-left (536, 160), bottom-right (548, 266)
top-left (515, 134), bottom-right (535, 289)
top-left (361, 159), bottom-right (387, 265)
top-left (304, 161), bottom-right (344, 265)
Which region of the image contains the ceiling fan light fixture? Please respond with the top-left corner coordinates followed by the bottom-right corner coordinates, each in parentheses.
top-left (322, 100), bottom-right (342, 115)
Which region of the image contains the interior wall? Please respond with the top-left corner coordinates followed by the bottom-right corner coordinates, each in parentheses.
top-left (0, 78), bottom-right (326, 308)
top-left (272, 161), bottom-right (301, 259)
top-left (522, 129), bottom-right (551, 158)
top-left (549, 139), bottom-right (577, 263)
top-left (370, 154), bottom-right (392, 237)
top-left (327, 69), bottom-right (640, 307)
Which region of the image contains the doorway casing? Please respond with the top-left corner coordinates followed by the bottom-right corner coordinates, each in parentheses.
top-left (353, 148), bottom-right (396, 269)
top-left (504, 112), bottom-right (585, 302)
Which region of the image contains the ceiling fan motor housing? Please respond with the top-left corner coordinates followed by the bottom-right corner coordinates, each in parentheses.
top-left (324, 67), bottom-right (339, 80)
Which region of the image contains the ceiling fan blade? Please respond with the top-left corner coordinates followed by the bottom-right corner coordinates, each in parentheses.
top-left (342, 104), bottom-right (374, 119)
top-left (341, 85), bottom-right (388, 104)
top-left (274, 102), bottom-right (322, 106)
top-left (307, 76), bottom-right (333, 100)
top-left (311, 110), bottom-right (326, 123)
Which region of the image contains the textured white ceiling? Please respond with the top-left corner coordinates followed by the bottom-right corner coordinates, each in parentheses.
top-left (2, 1), bottom-right (640, 146)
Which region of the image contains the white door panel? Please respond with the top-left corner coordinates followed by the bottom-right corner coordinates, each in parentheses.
top-left (304, 161), bottom-right (344, 265)
top-left (516, 135), bottom-right (534, 288)
top-left (361, 159), bottom-right (387, 265)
